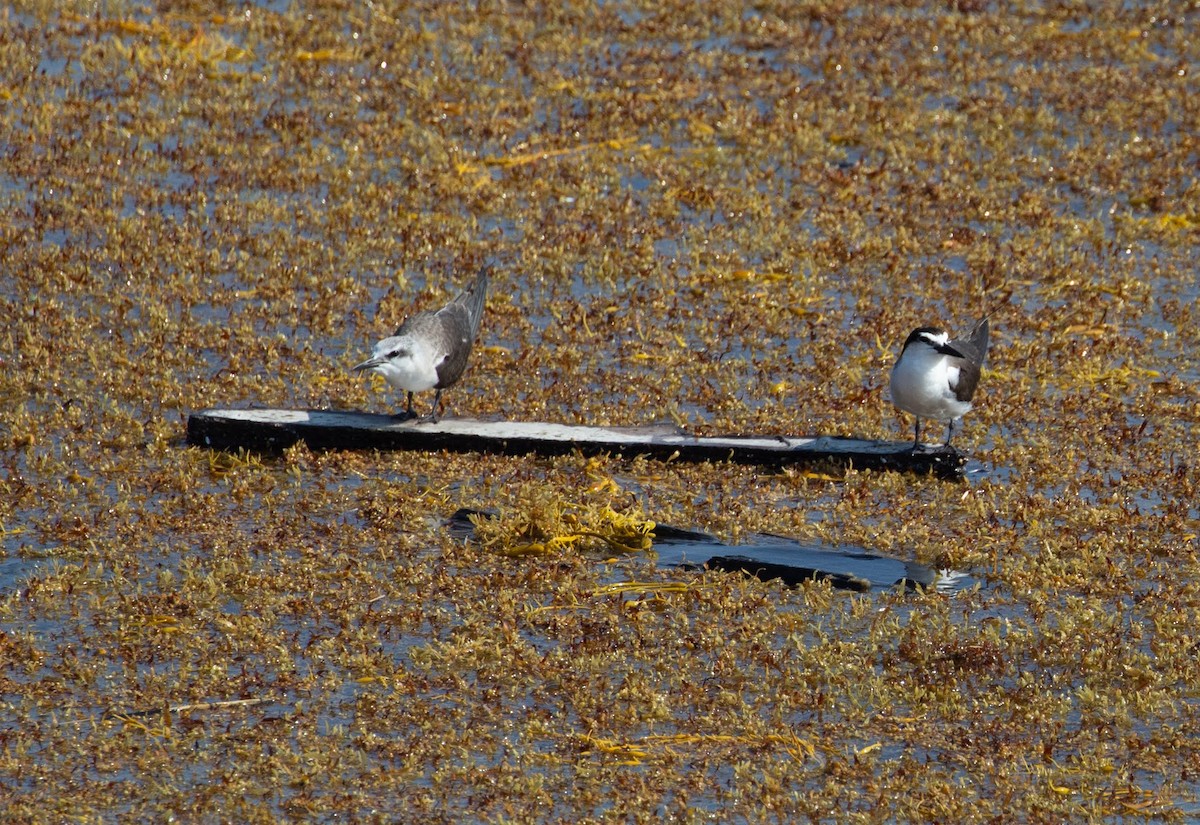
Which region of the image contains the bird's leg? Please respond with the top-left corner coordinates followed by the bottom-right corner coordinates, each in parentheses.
top-left (943, 419), bottom-right (955, 448)
top-left (422, 389), bottom-right (443, 424)
top-left (911, 418), bottom-right (922, 452)
top-left (392, 391), bottom-right (417, 422)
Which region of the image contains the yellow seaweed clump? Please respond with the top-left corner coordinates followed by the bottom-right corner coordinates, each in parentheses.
top-left (471, 481), bottom-right (655, 558)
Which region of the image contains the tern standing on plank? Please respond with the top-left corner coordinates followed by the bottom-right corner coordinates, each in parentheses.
top-left (353, 269), bottom-right (489, 423)
top-left (889, 316), bottom-right (990, 450)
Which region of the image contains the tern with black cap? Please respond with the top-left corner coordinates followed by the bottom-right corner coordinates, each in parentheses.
top-left (889, 316), bottom-right (989, 450)
top-left (353, 269), bottom-right (489, 423)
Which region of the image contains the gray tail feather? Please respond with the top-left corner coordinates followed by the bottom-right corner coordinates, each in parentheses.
top-left (453, 268), bottom-right (490, 340)
top-left (954, 316), bottom-right (990, 367)
top-left (968, 316), bottom-right (990, 365)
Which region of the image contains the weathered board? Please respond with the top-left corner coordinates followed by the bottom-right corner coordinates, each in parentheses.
top-left (186, 408), bottom-right (966, 478)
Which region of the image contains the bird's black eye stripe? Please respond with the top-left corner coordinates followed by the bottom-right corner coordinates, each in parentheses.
top-left (387, 348), bottom-right (407, 359)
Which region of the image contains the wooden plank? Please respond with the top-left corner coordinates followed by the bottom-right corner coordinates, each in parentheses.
top-left (186, 408), bottom-right (965, 478)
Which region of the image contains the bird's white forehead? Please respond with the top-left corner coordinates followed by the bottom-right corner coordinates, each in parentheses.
top-left (918, 330), bottom-right (950, 346)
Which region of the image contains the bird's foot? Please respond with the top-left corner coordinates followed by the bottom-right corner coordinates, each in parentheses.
top-left (418, 397), bottom-right (446, 424)
top-left (391, 410), bottom-right (419, 422)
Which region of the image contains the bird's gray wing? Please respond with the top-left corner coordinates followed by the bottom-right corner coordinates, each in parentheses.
top-left (431, 304), bottom-right (477, 389)
top-left (427, 269), bottom-right (489, 389)
top-left (956, 317), bottom-right (989, 365)
top-left (949, 317), bottom-right (989, 402)
top-left (443, 269), bottom-right (489, 342)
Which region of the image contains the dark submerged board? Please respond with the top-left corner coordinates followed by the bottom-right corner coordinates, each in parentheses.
top-left (446, 509), bottom-right (973, 594)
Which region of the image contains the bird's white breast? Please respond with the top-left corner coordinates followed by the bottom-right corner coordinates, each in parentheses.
top-left (890, 344), bottom-right (972, 422)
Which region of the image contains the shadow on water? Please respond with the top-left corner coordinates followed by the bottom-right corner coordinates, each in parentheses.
top-left (447, 510), bottom-right (975, 594)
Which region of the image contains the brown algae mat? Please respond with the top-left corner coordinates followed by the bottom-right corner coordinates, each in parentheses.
top-left (1, 1), bottom-right (1199, 820)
